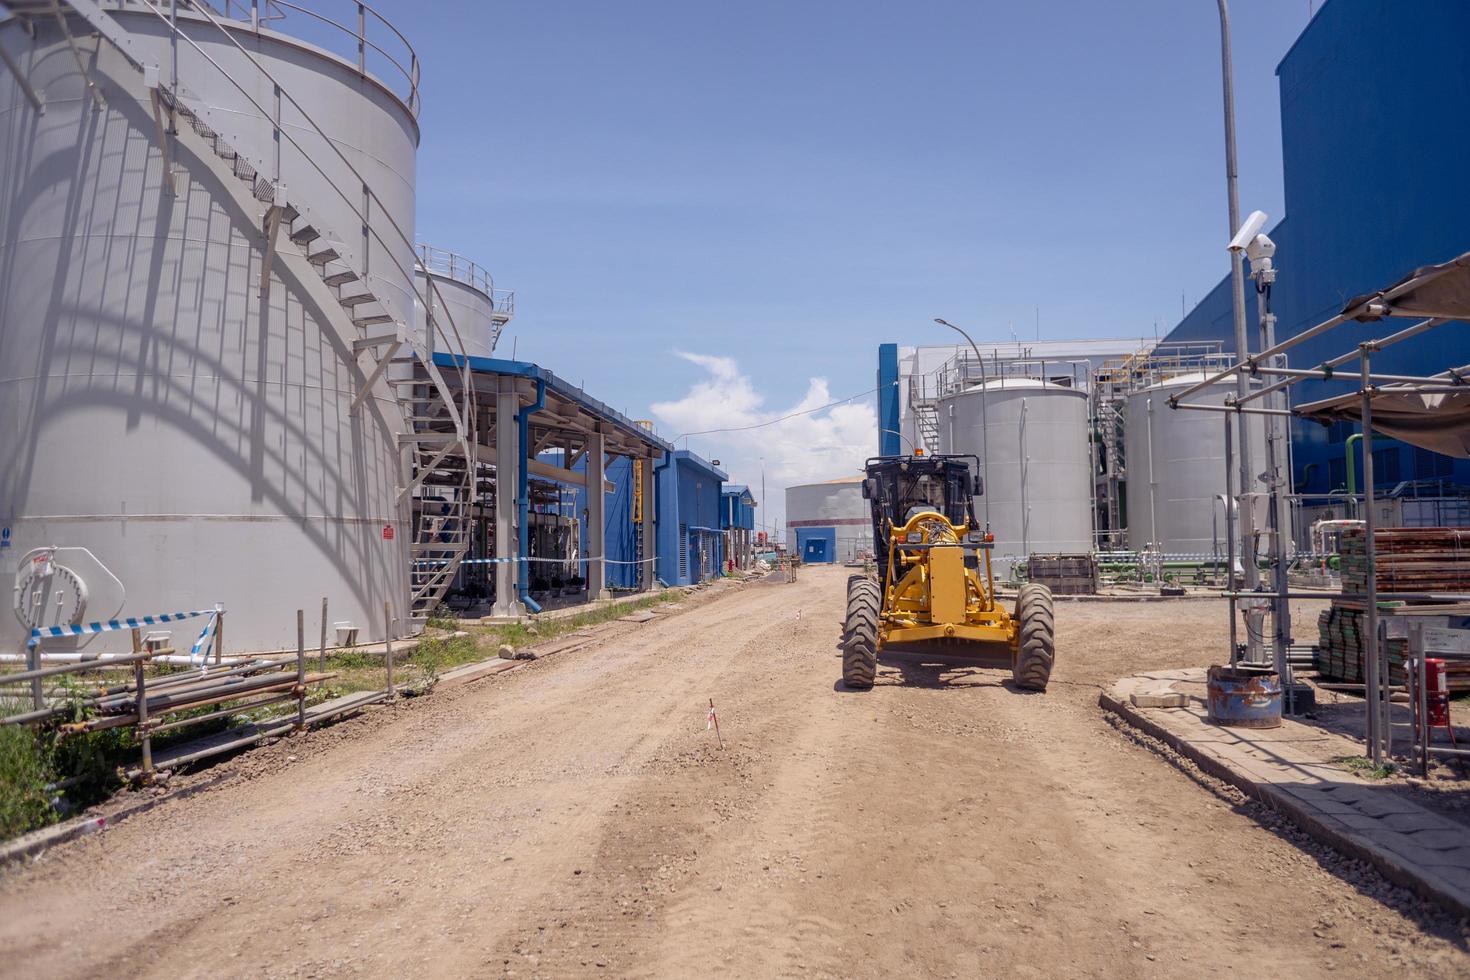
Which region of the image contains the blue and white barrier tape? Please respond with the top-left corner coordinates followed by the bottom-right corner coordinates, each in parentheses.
top-left (416, 556), bottom-right (660, 567)
top-left (189, 612), bottom-right (220, 664)
top-left (27, 608), bottom-right (220, 649)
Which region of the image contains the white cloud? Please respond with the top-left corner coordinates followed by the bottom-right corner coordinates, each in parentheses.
top-left (649, 352), bottom-right (875, 535)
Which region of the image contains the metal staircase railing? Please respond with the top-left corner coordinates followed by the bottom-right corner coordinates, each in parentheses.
top-left (10, 0), bottom-right (481, 621)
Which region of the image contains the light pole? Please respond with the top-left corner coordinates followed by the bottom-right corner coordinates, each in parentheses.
top-left (1216, 0), bottom-right (1259, 591)
top-left (760, 457), bottom-right (767, 545)
top-left (934, 318), bottom-right (990, 530)
top-left (882, 428), bottom-right (919, 453)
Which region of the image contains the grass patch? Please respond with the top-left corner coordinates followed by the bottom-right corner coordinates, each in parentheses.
top-left (1332, 755), bottom-right (1398, 779)
top-left (484, 590), bottom-right (683, 650)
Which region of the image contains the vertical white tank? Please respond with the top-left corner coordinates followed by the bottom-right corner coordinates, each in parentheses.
top-left (938, 379), bottom-right (1093, 571)
top-left (415, 245), bottom-right (509, 359)
top-left (1124, 375), bottom-right (1267, 554)
top-left (0, 7), bottom-right (421, 651)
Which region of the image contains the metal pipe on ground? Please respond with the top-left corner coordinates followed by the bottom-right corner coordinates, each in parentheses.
top-left (146, 692), bottom-right (299, 736)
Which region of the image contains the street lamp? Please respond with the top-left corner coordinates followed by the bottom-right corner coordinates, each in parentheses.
top-left (881, 428), bottom-right (919, 453)
top-left (933, 317), bottom-right (990, 530)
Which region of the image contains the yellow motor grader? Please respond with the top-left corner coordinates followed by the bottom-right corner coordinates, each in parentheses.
top-left (841, 453), bottom-right (1054, 691)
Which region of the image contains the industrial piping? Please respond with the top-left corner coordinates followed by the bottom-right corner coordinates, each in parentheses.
top-left (516, 378), bottom-right (547, 613)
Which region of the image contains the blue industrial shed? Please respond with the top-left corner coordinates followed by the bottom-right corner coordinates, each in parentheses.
top-left (1160, 0), bottom-right (1470, 498)
top-left (721, 485), bottom-right (756, 532)
top-left (657, 451), bottom-right (727, 586)
top-left (721, 484), bottom-right (758, 570)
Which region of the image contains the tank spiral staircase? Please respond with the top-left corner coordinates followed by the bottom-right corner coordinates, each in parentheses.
top-left (1, 0), bottom-right (479, 623)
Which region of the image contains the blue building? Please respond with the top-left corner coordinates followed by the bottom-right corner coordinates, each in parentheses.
top-left (721, 485), bottom-right (758, 570)
top-left (657, 451), bottom-right (727, 586)
top-left (1161, 0), bottom-right (1470, 500)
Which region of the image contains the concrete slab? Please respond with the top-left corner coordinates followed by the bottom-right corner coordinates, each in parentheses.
top-left (618, 611), bottom-right (658, 624)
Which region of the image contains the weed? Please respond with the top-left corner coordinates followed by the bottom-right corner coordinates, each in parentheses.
top-left (0, 704), bottom-right (53, 838)
top-left (1332, 755), bottom-right (1398, 779)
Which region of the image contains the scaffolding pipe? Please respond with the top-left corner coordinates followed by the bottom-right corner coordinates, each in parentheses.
top-left (1361, 347), bottom-right (1383, 765)
top-left (1228, 318), bottom-right (1452, 407)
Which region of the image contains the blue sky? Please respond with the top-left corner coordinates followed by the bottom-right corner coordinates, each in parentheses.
top-left (367, 0), bottom-right (1315, 515)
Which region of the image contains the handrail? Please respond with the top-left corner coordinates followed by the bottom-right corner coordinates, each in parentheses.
top-left (417, 243), bottom-right (493, 295)
top-left (210, 0), bottom-right (419, 115)
top-left (127, 0), bottom-right (475, 437)
top-left (416, 244), bottom-right (517, 318)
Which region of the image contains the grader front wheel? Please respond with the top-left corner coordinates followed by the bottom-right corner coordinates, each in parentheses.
top-left (842, 578), bottom-right (880, 690)
top-left (1012, 583), bottom-right (1055, 692)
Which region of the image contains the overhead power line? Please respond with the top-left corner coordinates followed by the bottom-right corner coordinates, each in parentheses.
top-left (675, 385), bottom-right (880, 441)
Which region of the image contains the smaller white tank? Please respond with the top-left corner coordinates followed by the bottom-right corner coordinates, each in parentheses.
top-left (938, 379), bottom-right (1093, 572)
top-left (786, 476), bottom-right (869, 563)
top-left (1125, 374), bottom-right (1268, 554)
top-left (415, 245), bottom-right (509, 358)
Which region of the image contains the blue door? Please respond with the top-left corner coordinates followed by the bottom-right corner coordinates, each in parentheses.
top-left (804, 537), bottom-right (829, 563)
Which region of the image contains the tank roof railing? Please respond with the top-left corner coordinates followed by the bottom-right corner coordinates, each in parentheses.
top-left (1092, 346), bottom-right (1241, 399)
top-left (416, 244), bottom-right (515, 316)
top-left (208, 0), bottom-right (421, 115)
top-left (934, 351), bottom-right (1096, 399)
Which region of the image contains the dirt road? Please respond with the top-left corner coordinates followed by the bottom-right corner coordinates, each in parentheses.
top-left (2, 566), bottom-right (1466, 978)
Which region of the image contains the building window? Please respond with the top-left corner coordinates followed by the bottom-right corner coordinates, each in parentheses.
top-left (678, 523), bottom-right (688, 577)
top-left (1413, 447), bottom-right (1453, 480)
top-left (1372, 448), bottom-right (1400, 486)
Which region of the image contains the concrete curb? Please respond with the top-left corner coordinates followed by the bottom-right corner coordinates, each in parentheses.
top-left (1099, 689), bottom-right (1470, 920)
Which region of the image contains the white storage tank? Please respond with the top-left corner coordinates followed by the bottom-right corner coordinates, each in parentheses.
top-left (415, 245), bottom-right (510, 359)
top-left (1125, 374), bottom-right (1268, 554)
top-left (0, 5), bottom-right (422, 651)
top-left (938, 379), bottom-right (1093, 571)
top-left (786, 476), bottom-right (869, 564)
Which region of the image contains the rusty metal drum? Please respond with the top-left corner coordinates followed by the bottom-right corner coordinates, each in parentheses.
top-left (1206, 665), bottom-right (1283, 729)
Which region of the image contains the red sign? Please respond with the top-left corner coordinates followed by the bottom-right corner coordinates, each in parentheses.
top-left (382, 524), bottom-right (395, 541)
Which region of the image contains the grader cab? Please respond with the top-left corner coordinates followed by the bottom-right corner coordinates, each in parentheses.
top-left (841, 453), bottom-right (1055, 691)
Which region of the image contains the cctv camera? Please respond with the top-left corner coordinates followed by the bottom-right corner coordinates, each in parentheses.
top-left (1228, 210), bottom-right (1269, 252)
top-left (1246, 233), bottom-right (1275, 263)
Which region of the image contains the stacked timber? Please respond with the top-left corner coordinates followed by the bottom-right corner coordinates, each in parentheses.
top-left (1313, 527), bottom-right (1470, 691)
top-left (1027, 554), bottom-right (1097, 595)
top-left (1313, 606), bottom-right (1409, 686)
top-left (1338, 526), bottom-right (1470, 594)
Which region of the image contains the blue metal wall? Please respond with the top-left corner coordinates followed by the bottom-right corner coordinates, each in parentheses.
top-left (878, 343), bottom-right (901, 456)
top-left (566, 454), bottom-right (641, 590)
top-left (656, 451), bottom-right (726, 586)
top-left (796, 526), bottom-right (837, 564)
top-left (1160, 0), bottom-right (1470, 495)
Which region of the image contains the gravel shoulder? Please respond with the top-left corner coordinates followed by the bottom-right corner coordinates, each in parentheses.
top-left (1, 568), bottom-right (1466, 978)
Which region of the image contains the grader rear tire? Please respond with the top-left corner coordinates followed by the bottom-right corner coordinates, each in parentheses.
top-left (842, 578), bottom-right (880, 690)
top-left (1013, 583), bottom-right (1055, 692)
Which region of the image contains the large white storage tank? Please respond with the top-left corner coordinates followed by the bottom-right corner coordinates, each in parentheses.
top-left (786, 476), bottom-right (869, 563)
top-left (1125, 374), bottom-right (1268, 554)
top-left (938, 380), bottom-right (1093, 570)
top-left (414, 245), bottom-right (509, 359)
top-left (0, 6), bottom-right (421, 651)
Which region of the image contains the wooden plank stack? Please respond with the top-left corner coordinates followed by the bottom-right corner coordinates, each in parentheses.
top-left (1027, 554), bottom-right (1097, 595)
top-left (1338, 526), bottom-right (1470, 594)
top-left (1314, 526), bottom-right (1470, 691)
top-left (1313, 606), bottom-right (1408, 686)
